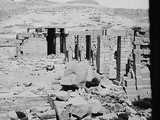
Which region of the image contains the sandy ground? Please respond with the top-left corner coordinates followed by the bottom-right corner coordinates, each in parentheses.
top-left (0, 54), bottom-right (66, 118)
top-left (0, 56), bottom-right (65, 96)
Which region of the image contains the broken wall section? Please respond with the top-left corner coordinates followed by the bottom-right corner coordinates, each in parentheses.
top-left (17, 38), bottom-right (47, 58)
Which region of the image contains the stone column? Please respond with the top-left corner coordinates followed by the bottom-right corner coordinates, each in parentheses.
top-left (56, 34), bottom-right (60, 55)
top-left (116, 36), bottom-right (121, 81)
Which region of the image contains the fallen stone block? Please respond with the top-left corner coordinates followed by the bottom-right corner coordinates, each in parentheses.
top-left (86, 77), bottom-right (100, 88)
top-left (128, 115), bottom-right (142, 120)
top-left (55, 91), bottom-right (70, 101)
top-left (69, 105), bottom-right (90, 119)
top-left (16, 111), bottom-right (28, 120)
top-left (67, 95), bottom-right (88, 106)
top-left (132, 98), bottom-right (152, 109)
top-left (54, 101), bottom-right (68, 120)
top-left (111, 103), bottom-right (124, 112)
top-left (57, 96), bottom-right (91, 119)
top-left (23, 82), bottom-right (32, 87)
top-left (124, 99), bottom-right (132, 106)
top-left (69, 91), bottom-right (79, 97)
top-left (88, 99), bottom-right (105, 114)
top-left (36, 110), bottom-right (56, 119)
top-left (30, 106), bottom-right (50, 113)
top-left (61, 84), bottom-right (79, 91)
top-left (99, 113), bottom-right (118, 120)
top-left (100, 78), bottom-right (113, 88)
top-left (51, 83), bottom-right (62, 91)
top-left (98, 87), bottom-right (110, 96)
top-left (60, 73), bottom-right (77, 86)
top-left (46, 65), bottom-right (55, 71)
top-left (64, 61), bottom-right (89, 85)
top-left (117, 112), bottom-right (129, 120)
top-left (8, 111), bottom-right (18, 120)
top-left (125, 106), bottom-right (137, 115)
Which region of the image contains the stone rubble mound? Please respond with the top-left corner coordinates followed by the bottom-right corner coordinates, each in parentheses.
top-left (0, 56), bottom-right (151, 120)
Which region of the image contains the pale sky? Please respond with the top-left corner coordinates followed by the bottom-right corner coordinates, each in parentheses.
top-left (97, 0), bottom-right (149, 9)
top-left (50, 0), bottom-right (149, 9)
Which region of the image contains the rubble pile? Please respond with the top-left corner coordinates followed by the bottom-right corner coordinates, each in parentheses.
top-left (43, 83), bottom-right (151, 120)
top-left (0, 56), bottom-right (151, 120)
top-left (41, 62), bottom-right (151, 120)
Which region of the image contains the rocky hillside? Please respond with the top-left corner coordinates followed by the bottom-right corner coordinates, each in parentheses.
top-left (0, 0), bottom-right (58, 21)
top-left (0, 0), bottom-right (149, 41)
top-left (66, 0), bottom-right (99, 5)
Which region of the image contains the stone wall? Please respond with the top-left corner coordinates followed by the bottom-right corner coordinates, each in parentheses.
top-left (20, 38), bottom-right (47, 58)
top-left (134, 37), bottom-right (150, 65)
top-left (66, 28), bottom-right (133, 80)
top-left (66, 29), bottom-right (102, 61)
top-left (0, 46), bottom-right (17, 59)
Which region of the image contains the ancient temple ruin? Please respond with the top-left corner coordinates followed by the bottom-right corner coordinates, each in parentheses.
top-left (15, 26), bottom-right (151, 100)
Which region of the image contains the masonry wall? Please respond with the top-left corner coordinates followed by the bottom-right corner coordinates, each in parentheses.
top-left (0, 46), bottom-right (17, 58)
top-left (66, 29), bottom-right (102, 61)
top-left (21, 38), bottom-right (47, 57)
top-left (121, 36), bottom-right (133, 76)
top-left (134, 37), bottom-right (150, 65)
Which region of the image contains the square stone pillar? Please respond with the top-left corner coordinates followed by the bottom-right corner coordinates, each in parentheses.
top-left (56, 36), bottom-right (60, 55)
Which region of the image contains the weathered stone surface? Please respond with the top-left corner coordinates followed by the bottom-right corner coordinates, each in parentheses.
top-left (18, 91), bottom-right (38, 97)
top-left (16, 111), bottom-right (28, 120)
top-left (100, 113), bottom-right (118, 120)
top-left (98, 87), bottom-right (110, 96)
top-left (111, 103), bottom-right (124, 112)
top-left (69, 105), bottom-right (90, 118)
top-left (54, 100), bottom-right (67, 109)
top-left (69, 91), bottom-right (79, 97)
top-left (117, 112), bottom-right (129, 120)
top-left (8, 111), bottom-right (18, 120)
top-left (86, 77), bottom-right (100, 88)
top-left (23, 81), bottom-right (32, 87)
top-left (60, 73), bottom-right (77, 86)
top-left (45, 65), bottom-right (55, 71)
top-left (128, 115), bottom-right (141, 120)
top-left (67, 95), bottom-right (88, 106)
top-left (62, 61), bottom-right (90, 86)
top-left (55, 91), bottom-right (70, 101)
top-left (10, 86), bottom-right (24, 95)
top-left (30, 106), bottom-right (49, 113)
top-left (125, 106), bottom-right (137, 114)
top-left (88, 99), bottom-right (105, 114)
top-left (86, 65), bottom-right (96, 82)
top-left (100, 78), bottom-right (113, 88)
top-left (124, 99), bottom-right (132, 106)
top-left (51, 84), bottom-right (62, 91)
top-left (36, 110), bottom-right (56, 119)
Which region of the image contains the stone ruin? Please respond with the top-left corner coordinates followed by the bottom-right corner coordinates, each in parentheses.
top-left (14, 26), bottom-right (151, 101)
top-left (0, 26), bottom-right (151, 120)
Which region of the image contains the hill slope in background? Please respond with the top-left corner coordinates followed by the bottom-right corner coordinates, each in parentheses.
top-left (66, 0), bottom-right (99, 5)
top-left (0, 0), bottom-right (58, 21)
top-left (0, 0), bottom-right (149, 41)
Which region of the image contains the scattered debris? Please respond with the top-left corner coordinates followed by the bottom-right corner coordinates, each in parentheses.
top-left (46, 65), bottom-right (55, 72)
top-left (23, 81), bottom-right (32, 87)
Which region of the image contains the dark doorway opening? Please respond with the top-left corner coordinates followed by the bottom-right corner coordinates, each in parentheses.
top-left (86, 35), bottom-right (91, 60)
top-left (96, 35), bottom-right (100, 73)
top-left (74, 35), bottom-right (79, 60)
top-left (46, 28), bottom-right (56, 55)
top-left (60, 28), bottom-right (66, 53)
top-left (116, 36), bottom-right (121, 81)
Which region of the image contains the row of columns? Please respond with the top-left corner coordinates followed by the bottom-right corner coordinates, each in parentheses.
top-left (46, 28), bottom-right (124, 81)
top-left (46, 28), bottom-right (67, 55)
